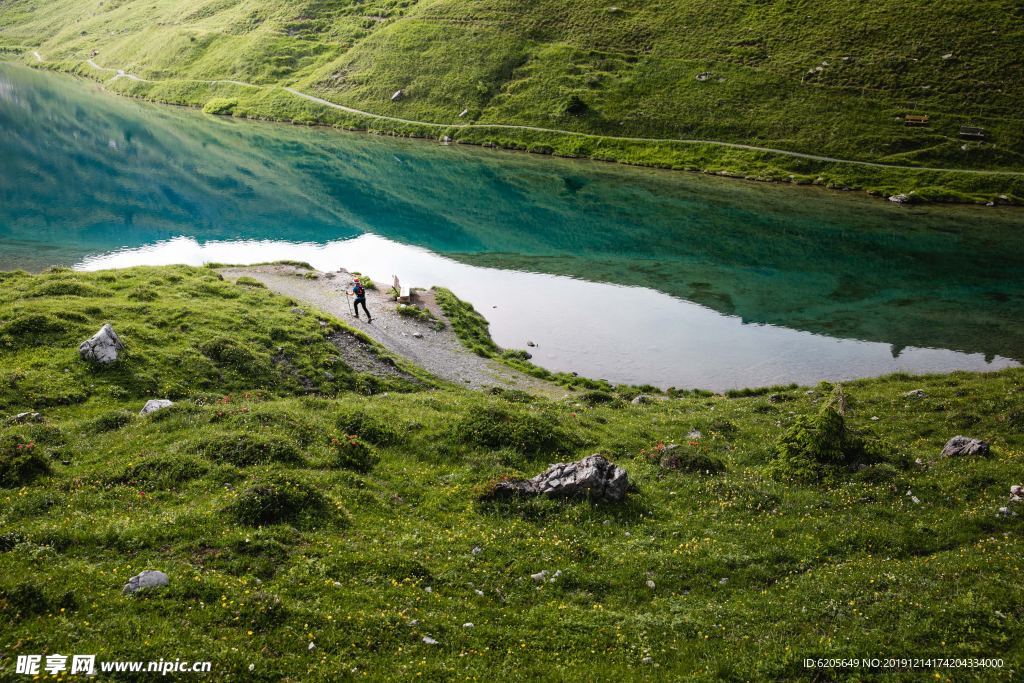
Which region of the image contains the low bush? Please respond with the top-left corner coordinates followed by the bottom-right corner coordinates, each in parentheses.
top-left (195, 432), bottom-right (302, 466)
top-left (203, 97), bottom-right (237, 115)
top-left (226, 474), bottom-right (329, 527)
top-left (87, 409), bottom-right (135, 433)
top-left (768, 386), bottom-right (890, 482)
top-left (452, 401), bottom-right (575, 457)
top-left (0, 434), bottom-right (50, 487)
top-left (653, 444), bottom-right (726, 474)
top-left (199, 337), bottom-right (262, 368)
top-left (114, 454), bottom-right (211, 490)
top-left (335, 407), bottom-right (401, 446)
top-left (578, 390), bottom-right (620, 406)
top-left (330, 434), bottom-right (378, 473)
top-left (235, 277), bottom-right (266, 289)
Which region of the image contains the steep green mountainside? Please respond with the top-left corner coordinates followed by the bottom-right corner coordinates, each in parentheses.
top-left (2, 0), bottom-right (1024, 200)
top-left (1, 266), bottom-right (1023, 679)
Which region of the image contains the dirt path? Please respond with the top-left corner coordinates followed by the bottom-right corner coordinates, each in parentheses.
top-left (219, 264), bottom-right (566, 396)
top-left (66, 55), bottom-right (1023, 178)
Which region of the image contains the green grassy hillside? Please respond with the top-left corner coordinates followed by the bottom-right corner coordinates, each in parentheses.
top-left (1, 266), bottom-right (1023, 680)
top-left (2, 0), bottom-right (1023, 201)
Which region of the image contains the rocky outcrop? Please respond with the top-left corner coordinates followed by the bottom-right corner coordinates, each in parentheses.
top-left (140, 399), bottom-right (174, 416)
top-left (941, 435), bottom-right (990, 457)
top-left (122, 569), bottom-right (169, 595)
top-left (484, 454), bottom-right (629, 502)
top-left (5, 412), bottom-right (43, 425)
top-left (79, 324), bottom-right (124, 364)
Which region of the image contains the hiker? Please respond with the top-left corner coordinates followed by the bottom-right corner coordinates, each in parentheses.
top-left (350, 277), bottom-right (372, 323)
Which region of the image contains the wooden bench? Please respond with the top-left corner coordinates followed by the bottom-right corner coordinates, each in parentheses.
top-left (959, 125), bottom-right (987, 140)
top-left (904, 114), bottom-right (930, 126)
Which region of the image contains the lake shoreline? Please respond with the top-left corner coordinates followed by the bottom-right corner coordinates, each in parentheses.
top-left (9, 55), bottom-right (1022, 208)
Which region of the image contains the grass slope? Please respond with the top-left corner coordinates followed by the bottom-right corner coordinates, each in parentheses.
top-left (1, 267), bottom-right (1023, 680)
top-left (2, 0), bottom-right (1023, 202)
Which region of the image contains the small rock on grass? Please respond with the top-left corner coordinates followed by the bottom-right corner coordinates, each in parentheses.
top-left (140, 399), bottom-right (173, 415)
top-left (6, 412), bottom-right (43, 425)
top-left (941, 435), bottom-right (990, 457)
top-left (422, 636), bottom-right (439, 645)
top-left (122, 569), bottom-right (169, 595)
top-left (79, 323), bottom-right (124, 364)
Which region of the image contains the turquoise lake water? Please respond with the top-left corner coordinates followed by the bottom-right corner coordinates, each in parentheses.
top-left (1, 62), bottom-right (1022, 389)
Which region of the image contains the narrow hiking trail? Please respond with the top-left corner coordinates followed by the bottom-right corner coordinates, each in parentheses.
top-left (55, 54), bottom-right (1024, 178)
top-left (219, 264), bottom-right (566, 397)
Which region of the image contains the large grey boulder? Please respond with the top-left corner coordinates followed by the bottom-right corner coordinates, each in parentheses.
top-left (122, 569), bottom-right (169, 595)
top-left (140, 399), bottom-right (174, 416)
top-left (941, 435), bottom-right (990, 457)
top-left (79, 324), bottom-right (124, 364)
top-left (485, 454), bottom-right (629, 502)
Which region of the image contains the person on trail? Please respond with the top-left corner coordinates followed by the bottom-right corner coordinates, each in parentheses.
top-left (350, 277), bottom-right (372, 323)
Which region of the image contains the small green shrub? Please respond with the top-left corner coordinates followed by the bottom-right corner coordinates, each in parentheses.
top-left (199, 337), bottom-right (263, 370)
top-left (486, 387), bottom-right (535, 404)
top-left (196, 433), bottom-right (302, 466)
top-left (115, 454), bottom-right (211, 490)
top-left (27, 280), bottom-right (102, 297)
top-left (235, 277), bottom-right (266, 289)
top-left (227, 474), bottom-right (328, 527)
top-left (87, 409), bottom-right (135, 433)
top-left (452, 402), bottom-right (575, 457)
top-left (655, 445), bottom-right (726, 474)
top-left (203, 97), bottom-right (237, 115)
top-left (330, 434), bottom-right (379, 473)
top-left (768, 387), bottom-right (888, 482)
top-left (0, 582), bottom-right (48, 618)
top-left (396, 304), bottom-right (444, 330)
top-left (335, 407), bottom-right (401, 446)
top-left (0, 434), bottom-right (50, 487)
top-left (0, 312), bottom-right (72, 345)
top-left (237, 591), bottom-right (288, 630)
top-left (579, 390), bottom-right (620, 406)
top-left (0, 531), bottom-right (26, 551)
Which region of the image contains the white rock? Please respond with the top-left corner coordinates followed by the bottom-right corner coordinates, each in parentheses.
top-left (308, 642), bottom-right (316, 651)
top-left (642, 656), bottom-right (654, 665)
top-left (463, 622), bottom-right (474, 628)
top-left (474, 589), bottom-right (484, 596)
top-left (391, 89), bottom-right (404, 101)
top-left (122, 569), bottom-right (169, 595)
top-left (140, 399), bottom-right (174, 415)
top-left (422, 636), bottom-right (439, 645)
top-left (531, 571), bottom-right (549, 583)
top-left (79, 323), bottom-right (125, 364)
top-left (471, 546), bottom-right (482, 555)
top-left (646, 579), bottom-right (656, 589)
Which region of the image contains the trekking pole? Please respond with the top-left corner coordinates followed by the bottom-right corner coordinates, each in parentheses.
top-left (344, 283), bottom-right (353, 316)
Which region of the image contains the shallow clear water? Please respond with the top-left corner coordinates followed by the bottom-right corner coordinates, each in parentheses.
top-left (1, 62), bottom-right (1022, 390)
